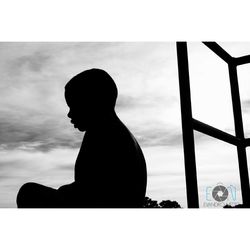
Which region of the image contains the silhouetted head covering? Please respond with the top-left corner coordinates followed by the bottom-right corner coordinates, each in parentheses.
top-left (65, 68), bottom-right (118, 110)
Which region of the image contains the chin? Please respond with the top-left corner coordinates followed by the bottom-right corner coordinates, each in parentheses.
top-left (74, 124), bottom-right (86, 132)
top-left (77, 127), bottom-right (86, 132)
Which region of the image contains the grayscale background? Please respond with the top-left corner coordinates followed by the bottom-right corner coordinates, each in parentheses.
top-left (1, 42), bottom-right (250, 208)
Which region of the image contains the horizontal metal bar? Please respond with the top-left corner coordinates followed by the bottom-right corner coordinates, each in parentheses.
top-left (203, 42), bottom-right (233, 64)
top-left (193, 118), bottom-right (241, 146)
top-left (234, 55), bottom-right (250, 66)
top-left (244, 138), bottom-right (250, 147)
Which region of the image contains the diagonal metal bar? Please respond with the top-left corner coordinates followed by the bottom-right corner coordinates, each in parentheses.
top-left (176, 42), bottom-right (199, 208)
top-left (193, 119), bottom-right (240, 146)
top-left (203, 42), bottom-right (250, 66)
top-left (203, 42), bottom-right (233, 64)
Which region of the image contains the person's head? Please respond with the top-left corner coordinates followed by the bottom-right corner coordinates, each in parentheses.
top-left (65, 68), bottom-right (118, 131)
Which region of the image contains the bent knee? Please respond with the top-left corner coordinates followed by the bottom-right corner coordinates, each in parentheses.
top-left (16, 182), bottom-right (38, 208)
top-left (18, 182), bottom-right (38, 196)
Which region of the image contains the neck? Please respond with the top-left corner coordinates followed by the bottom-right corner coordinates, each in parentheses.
top-left (86, 110), bottom-right (120, 132)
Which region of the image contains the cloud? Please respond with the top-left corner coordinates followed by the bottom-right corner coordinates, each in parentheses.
top-left (0, 117), bottom-right (82, 152)
top-left (116, 93), bottom-right (178, 110)
top-left (8, 51), bottom-right (51, 74)
top-left (132, 125), bottom-right (183, 147)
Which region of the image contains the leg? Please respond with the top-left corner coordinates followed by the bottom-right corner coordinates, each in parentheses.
top-left (16, 182), bottom-right (59, 208)
top-left (57, 183), bottom-right (88, 208)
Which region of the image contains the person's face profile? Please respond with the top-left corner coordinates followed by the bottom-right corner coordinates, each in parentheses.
top-left (65, 89), bottom-right (90, 132)
top-left (64, 69), bottom-right (118, 132)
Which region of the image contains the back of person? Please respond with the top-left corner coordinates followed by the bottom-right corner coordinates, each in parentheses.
top-left (74, 117), bottom-right (147, 207)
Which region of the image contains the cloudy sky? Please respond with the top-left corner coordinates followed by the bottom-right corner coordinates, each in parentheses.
top-left (0, 42), bottom-right (250, 208)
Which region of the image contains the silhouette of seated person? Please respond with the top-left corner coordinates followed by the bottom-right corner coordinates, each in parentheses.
top-left (16, 68), bottom-right (147, 208)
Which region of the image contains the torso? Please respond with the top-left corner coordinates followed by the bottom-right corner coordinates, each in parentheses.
top-left (74, 118), bottom-right (147, 207)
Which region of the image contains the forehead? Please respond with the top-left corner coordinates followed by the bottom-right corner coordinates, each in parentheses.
top-left (65, 88), bottom-right (90, 108)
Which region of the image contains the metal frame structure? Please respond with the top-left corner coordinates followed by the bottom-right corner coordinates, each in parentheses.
top-left (176, 42), bottom-right (250, 208)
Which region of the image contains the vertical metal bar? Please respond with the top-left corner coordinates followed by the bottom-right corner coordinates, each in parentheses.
top-left (228, 64), bottom-right (250, 206)
top-left (176, 42), bottom-right (199, 208)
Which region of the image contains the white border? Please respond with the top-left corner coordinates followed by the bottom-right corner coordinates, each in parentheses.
top-left (0, 0), bottom-right (250, 41)
top-left (0, 209), bottom-right (249, 250)
top-left (1, 0), bottom-right (250, 249)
